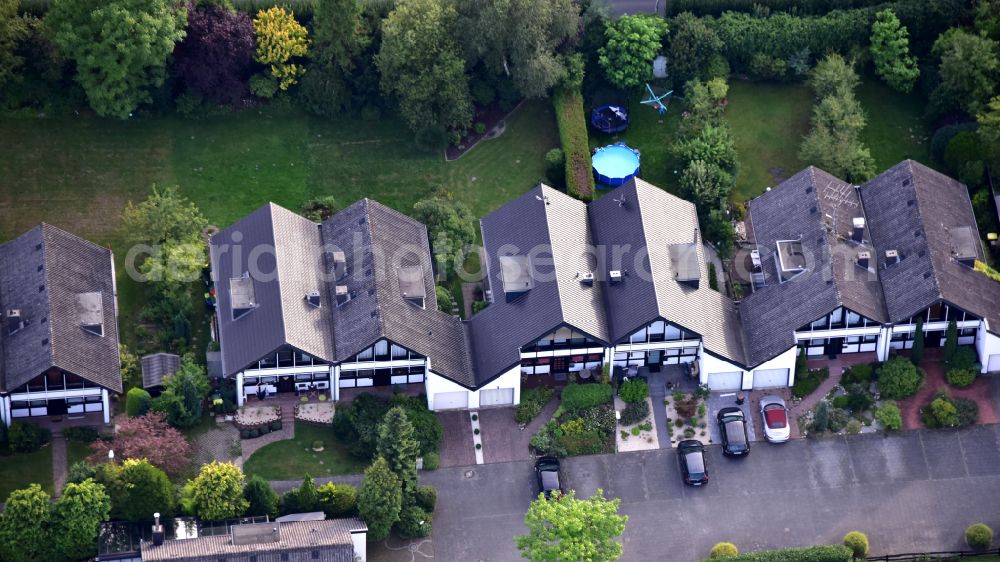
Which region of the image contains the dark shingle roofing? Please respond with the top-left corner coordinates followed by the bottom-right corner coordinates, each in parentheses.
top-left (322, 200), bottom-right (475, 386)
top-left (469, 185), bottom-right (609, 381)
top-left (141, 353), bottom-right (181, 389)
top-left (140, 518), bottom-right (366, 562)
top-left (0, 224), bottom-right (121, 393)
top-left (590, 179), bottom-right (746, 364)
top-left (740, 167), bottom-right (887, 366)
top-left (860, 160), bottom-right (1000, 330)
top-left (210, 204), bottom-right (337, 377)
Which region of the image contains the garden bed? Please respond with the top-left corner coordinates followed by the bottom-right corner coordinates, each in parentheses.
top-left (295, 402), bottom-right (334, 425)
top-left (234, 405), bottom-right (281, 435)
top-left (445, 101), bottom-right (517, 161)
top-left (797, 362), bottom-right (887, 437)
top-left (615, 396), bottom-right (658, 452)
top-left (529, 383), bottom-right (616, 458)
top-left (664, 388), bottom-right (712, 447)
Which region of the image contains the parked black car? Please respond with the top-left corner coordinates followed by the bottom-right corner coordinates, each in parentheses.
top-left (717, 407), bottom-right (750, 457)
top-left (677, 440), bottom-right (708, 486)
top-left (535, 456), bottom-right (564, 498)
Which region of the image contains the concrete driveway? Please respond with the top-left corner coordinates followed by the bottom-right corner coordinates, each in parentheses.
top-left (394, 424), bottom-right (1000, 562)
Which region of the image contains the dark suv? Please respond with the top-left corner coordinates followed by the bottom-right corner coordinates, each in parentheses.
top-left (677, 440), bottom-right (708, 486)
top-left (535, 457), bottom-right (564, 498)
top-left (717, 407), bottom-right (750, 457)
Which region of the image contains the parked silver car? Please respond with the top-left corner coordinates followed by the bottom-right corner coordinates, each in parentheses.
top-left (759, 395), bottom-right (791, 443)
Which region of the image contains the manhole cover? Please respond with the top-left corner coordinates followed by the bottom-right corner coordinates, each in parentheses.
top-left (464, 470), bottom-right (477, 479)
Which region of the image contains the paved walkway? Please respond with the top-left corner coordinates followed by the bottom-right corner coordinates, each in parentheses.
top-left (51, 431), bottom-right (67, 496)
top-left (436, 411), bottom-right (475, 468)
top-left (190, 423), bottom-right (241, 468)
top-left (238, 405), bottom-right (295, 467)
top-left (644, 370), bottom-right (672, 449)
top-left (788, 353), bottom-right (876, 438)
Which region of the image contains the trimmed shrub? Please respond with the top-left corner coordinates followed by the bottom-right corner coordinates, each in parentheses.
top-left (877, 358), bottom-right (924, 400)
top-left (240, 429), bottom-right (251, 439)
top-left (474, 122), bottom-right (486, 135)
top-left (832, 395), bottom-right (849, 409)
top-left (422, 452), bottom-right (440, 471)
top-left (793, 367), bottom-right (829, 398)
top-left (620, 400), bottom-right (651, 426)
top-left (8, 422), bottom-right (51, 453)
top-left (843, 531), bottom-right (869, 557)
top-left (126, 388), bottom-right (153, 417)
top-left (698, 544), bottom-right (854, 562)
top-left (845, 384), bottom-right (873, 413)
top-left (874, 402), bottom-right (902, 431)
top-left (710, 542), bottom-right (739, 558)
top-left (414, 484), bottom-right (437, 512)
top-left (270, 421), bottom-right (282, 431)
top-left (248, 428), bottom-right (259, 438)
top-left (396, 505), bottom-right (432, 538)
top-left (516, 387), bottom-right (555, 425)
top-left (560, 383), bottom-right (613, 411)
top-left (841, 363), bottom-right (873, 386)
top-left (619, 379), bottom-right (649, 404)
top-left (552, 88), bottom-right (594, 199)
top-left (811, 401), bottom-right (830, 433)
top-left (949, 347), bottom-right (980, 372)
top-left (947, 368), bottom-right (977, 388)
top-left (317, 483), bottom-right (358, 517)
top-left (844, 419), bottom-right (862, 434)
top-left (62, 427), bottom-right (100, 443)
top-left (544, 148), bottom-right (566, 188)
top-left (966, 523), bottom-right (993, 550)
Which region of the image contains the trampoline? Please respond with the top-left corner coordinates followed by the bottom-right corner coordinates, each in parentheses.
top-left (590, 105), bottom-right (629, 133)
top-left (592, 143), bottom-right (640, 187)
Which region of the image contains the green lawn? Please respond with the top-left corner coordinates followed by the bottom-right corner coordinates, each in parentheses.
top-left (243, 423), bottom-right (367, 480)
top-left (0, 446), bottom-right (54, 500)
top-left (856, 77), bottom-right (932, 169)
top-left (0, 100), bottom-right (558, 343)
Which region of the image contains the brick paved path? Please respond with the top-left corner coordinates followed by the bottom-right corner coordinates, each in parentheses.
top-left (237, 404), bottom-right (296, 467)
top-left (51, 431), bottom-right (67, 496)
top-left (190, 423), bottom-right (241, 468)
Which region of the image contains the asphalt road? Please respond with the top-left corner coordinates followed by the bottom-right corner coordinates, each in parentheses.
top-left (386, 425), bottom-right (1000, 562)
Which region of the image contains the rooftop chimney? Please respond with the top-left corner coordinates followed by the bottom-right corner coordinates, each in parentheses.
top-left (609, 270), bottom-right (622, 284)
top-left (885, 249), bottom-right (900, 265)
top-left (335, 285), bottom-right (350, 307)
top-left (332, 251), bottom-right (347, 280)
top-left (851, 217), bottom-right (865, 243)
top-left (856, 251), bottom-right (871, 270)
top-left (152, 513), bottom-right (164, 546)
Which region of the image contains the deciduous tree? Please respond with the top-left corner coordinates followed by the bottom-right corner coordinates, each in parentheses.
top-left (668, 12), bottom-right (723, 88)
top-left (930, 28), bottom-right (1000, 117)
top-left (102, 459), bottom-right (176, 522)
top-left (47, 0), bottom-right (186, 118)
top-left (376, 0), bottom-right (472, 132)
top-left (0, 0), bottom-right (28, 90)
top-left (122, 185), bottom-right (208, 247)
top-left (599, 15), bottom-right (669, 90)
top-left (516, 489), bottom-right (628, 562)
top-left (412, 188), bottom-right (476, 278)
top-left (51, 479), bottom-right (111, 560)
top-left (0, 484), bottom-right (52, 561)
top-left (183, 461), bottom-right (248, 520)
top-left (244, 475), bottom-right (280, 518)
top-left (977, 96), bottom-right (1000, 166)
top-left (870, 9), bottom-right (919, 93)
top-left (358, 457), bottom-right (402, 541)
top-left (680, 160), bottom-right (732, 210)
top-left (253, 7), bottom-right (309, 91)
top-left (89, 411), bottom-right (192, 477)
top-left (174, 3), bottom-right (255, 104)
top-left (152, 354), bottom-right (210, 428)
top-left (300, 0), bottom-right (369, 116)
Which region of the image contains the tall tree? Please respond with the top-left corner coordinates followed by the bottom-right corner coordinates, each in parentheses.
top-left (121, 185), bottom-right (208, 246)
top-left (106, 459), bottom-right (176, 521)
top-left (51, 479), bottom-right (112, 561)
top-left (668, 12), bottom-right (723, 88)
top-left (88, 411), bottom-right (192, 477)
top-left (0, 0), bottom-right (28, 90)
top-left (47, 0), bottom-right (186, 118)
top-left (300, 0), bottom-right (370, 116)
top-left (244, 475), bottom-right (280, 518)
top-left (943, 319), bottom-right (958, 363)
top-left (978, 95), bottom-right (1000, 166)
top-left (412, 188), bottom-right (477, 279)
top-left (377, 407), bottom-right (420, 494)
top-left (930, 28), bottom-right (1000, 117)
top-left (376, 0), bottom-right (473, 132)
top-left (680, 160), bottom-right (732, 210)
top-left (0, 484), bottom-right (52, 561)
top-left (870, 9), bottom-right (919, 93)
top-left (173, 3), bottom-right (255, 104)
top-left (358, 457), bottom-right (402, 541)
top-left (253, 7), bottom-right (310, 91)
top-left (183, 461), bottom-right (249, 520)
top-left (456, 0), bottom-right (580, 99)
top-left (295, 475), bottom-right (320, 512)
top-left (516, 489), bottom-right (628, 562)
top-left (599, 15), bottom-right (669, 90)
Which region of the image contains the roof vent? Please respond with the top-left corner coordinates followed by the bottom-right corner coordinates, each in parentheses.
top-left (851, 217), bottom-right (865, 243)
top-left (331, 250), bottom-right (347, 280)
top-left (670, 243), bottom-right (701, 287)
top-left (579, 271), bottom-right (595, 285)
top-left (902, 178), bottom-right (911, 187)
top-left (77, 292), bottom-right (104, 336)
top-left (6, 309), bottom-right (23, 336)
top-left (609, 270), bottom-right (623, 284)
top-left (885, 249), bottom-right (900, 265)
top-left (856, 250), bottom-right (871, 271)
top-left (335, 285), bottom-right (351, 307)
top-left (305, 291), bottom-right (321, 308)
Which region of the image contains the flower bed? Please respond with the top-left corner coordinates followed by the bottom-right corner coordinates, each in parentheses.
top-left (529, 383), bottom-right (616, 457)
top-left (664, 389), bottom-right (711, 447)
top-left (616, 396), bottom-right (658, 452)
top-left (295, 402), bottom-right (335, 426)
top-left (234, 405), bottom-right (280, 430)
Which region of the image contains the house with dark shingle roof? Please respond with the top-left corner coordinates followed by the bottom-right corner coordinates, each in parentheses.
top-left (0, 224), bottom-right (121, 427)
top-left (740, 160), bottom-right (1000, 377)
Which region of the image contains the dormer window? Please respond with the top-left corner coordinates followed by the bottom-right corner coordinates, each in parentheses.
top-left (397, 265), bottom-right (426, 309)
top-left (775, 240), bottom-right (806, 283)
top-left (76, 293), bottom-right (104, 336)
top-left (230, 273), bottom-right (257, 320)
top-left (499, 255), bottom-right (533, 302)
top-left (335, 285), bottom-right (351, 307)
top-left (6, 309), bottom-right (23, 336)
top-left (305, 291), bottom-right (321, 308)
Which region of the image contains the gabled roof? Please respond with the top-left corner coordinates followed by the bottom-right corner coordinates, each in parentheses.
top-left (210, 204), bottom-right (336, 376)
top-left (141, 353), bottom-right (181, 389)
top-left (322, 199), bottom-right (475, 386)
top-left (591, 179), bottom-right (746, 364)
top-left (469, 185), bottom-right (609, 380)
top-left (0, 224), bottom-right (121, 393)
top-left (740, 167), bottom-right (887, 366)
top-left (860, 160), bottom-right (1000, 330)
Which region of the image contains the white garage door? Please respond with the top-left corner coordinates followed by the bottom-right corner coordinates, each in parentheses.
top-left (707, 371), bottom-right (743, 391)
top-left (433, 391), bottom-right (469, 410)
top-left (988, 354), bottom-right (1000, 373)
top-left (479, 388), bottom-right (515, 407)
top-left (753, 368), bottom-right (789, 389)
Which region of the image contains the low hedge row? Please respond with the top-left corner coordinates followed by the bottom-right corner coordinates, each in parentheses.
top-left (560, 383), bottom-right (613, 412)
top-left (552, 87), bottom-right (594, 200)
top-left (700, 545), bottom-right (853, 562)
top-left (239, 421), bottom-right (283, 439)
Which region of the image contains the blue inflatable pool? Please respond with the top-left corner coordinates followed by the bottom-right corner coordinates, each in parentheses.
top-left (592, 144), bottom-right (640, 187)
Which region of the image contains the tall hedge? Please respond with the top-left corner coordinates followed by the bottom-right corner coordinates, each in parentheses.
top-left (552, 88), bottom-right (594, 200)
top-left (700, 545), bottom-right (854, 562)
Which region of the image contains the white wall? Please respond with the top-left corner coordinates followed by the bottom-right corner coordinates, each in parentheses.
top-left (351, 530), bottom-right (367, 562)
top-left (424, 365), bottom-right (521, 411)
top-left (976, 322), bottom-right (1000, 374)
top-left (698, 345), bottom-right (797, 390)
top-left (749, 346), bottom-right (798, 387)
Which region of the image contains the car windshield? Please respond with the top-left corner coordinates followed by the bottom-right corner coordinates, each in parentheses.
top-left (685, 452), bottom-right (705, 473)
top-left (540, 470), bottom-right (560, 491)
top-left (724, 419), bottom-right (747, 444)
top-left (764, 405), bottom-right (787, 429)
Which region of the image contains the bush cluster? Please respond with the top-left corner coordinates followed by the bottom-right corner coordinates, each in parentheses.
top-left (560, 383), bottom-right (613, 412)
top-left (619, 379), bottom-right (649, 404)
top-left (842, 531), bottom-right (869, 557)
top-left (8, 422), bottom-right (51, 453)
top-left (709, 542), bottom-right (739, 558)
top-left (966, 523), bottom-right (994, 550)
top-left (793, 367), bottom-right (829, 399)
top-left (698, 544), bottom-right (854, 562)
top-left (841, 363), bottom-right (873, 386)
top-left (334, 393), bottom-right (442, 460)
top-left (922, 391), bottom-right (978, 429)
top-left (422, 452), bottom-right (440, 471)
top-left (61, 427), bottom-right (100, 444)
top-left (877, 358), bottom-right (924, 400)
top-left (620, 400), bottom-right (651, 426)
top-left (874, 402), bottom-right (902, 431)
top-left (515, 387), bottom-right (555, 425)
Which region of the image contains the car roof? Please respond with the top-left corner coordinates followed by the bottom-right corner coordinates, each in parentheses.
top-left (678, 439), bottom-right (703, 451)
top-left (541, 470), bottom-right (560, 491)
top-left (724, 420), bottom-right (747, 443)
top-left (719, 407), bottom-right (745, 419)
top-left (684, 450), bottom-right (705, 472)
top-left (760, 395), bottom-right (785, 407)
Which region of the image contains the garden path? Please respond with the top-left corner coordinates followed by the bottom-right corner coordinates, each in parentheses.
top-left (189, 423), bottom-right (241, 469)
top-left (644, 370), bottom-right (672, 450)
top-left (238, 406), bottom-right (296, 467)
top-left (51, 431), bottom-right (67, 496)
